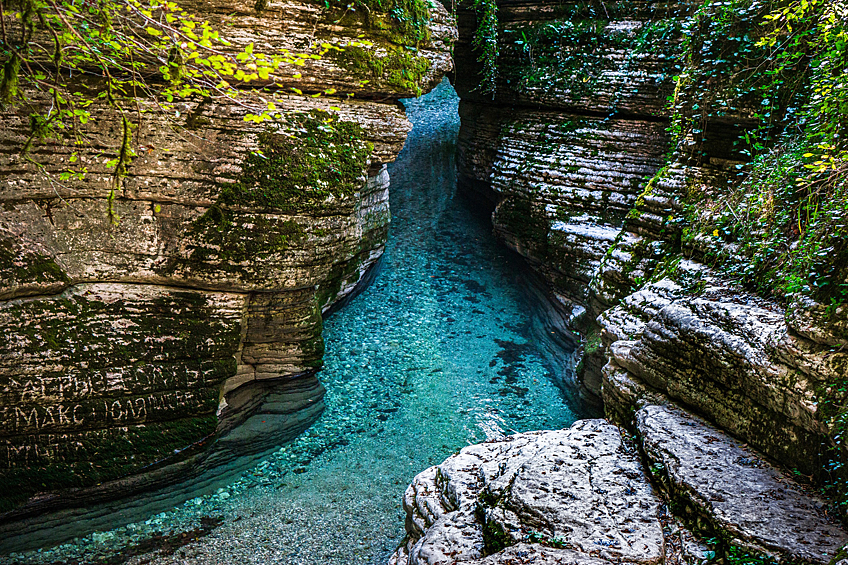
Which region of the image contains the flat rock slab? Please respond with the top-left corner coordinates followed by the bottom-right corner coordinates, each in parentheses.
top-left (637, 403), bottom-right (848, 564)
top-left (391, 420), bottom-right (684, 565)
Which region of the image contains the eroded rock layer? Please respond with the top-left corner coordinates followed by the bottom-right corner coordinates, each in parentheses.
top-left (637, 403), bottom-right (847, 563)
top-left (0, 0), bottom-right (454, 516)
top-left (451, 0), bottom-right (848, 557)
top-left (458, 104), bottom-right (668, 309)
top-left (453, 0), bottom-right (846, 513)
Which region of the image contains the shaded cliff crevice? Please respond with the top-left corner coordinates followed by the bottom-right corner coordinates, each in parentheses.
top-left (452, 0), bottom-right (847, 539)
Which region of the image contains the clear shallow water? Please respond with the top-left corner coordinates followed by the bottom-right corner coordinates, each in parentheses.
top-left (9, 80), bottom-right (583, 565)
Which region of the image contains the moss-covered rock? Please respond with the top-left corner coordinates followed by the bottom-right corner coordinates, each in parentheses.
top-left (0, 232), bottom-right (69, 300)
top-left (221, 111), bottom-right (373, 211)
top-left (333, 46), bottom-right (432, 96)
top-left (0, 283), bottom-right (243, 512)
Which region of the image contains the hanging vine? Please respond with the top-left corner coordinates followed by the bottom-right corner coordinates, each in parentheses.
top-left (0, 0), bottom-right (353, 223)
top-left (469, 0), bottom-right (498, 97)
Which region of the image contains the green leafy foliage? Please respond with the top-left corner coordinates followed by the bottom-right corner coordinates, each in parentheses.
top-left (703, 538), bottom-right (778, 565)
top-left (674, 0), bottom-right (847, 305)
top-left (468, 0), bottom-right (498, 97)
top-left (664, 0), bottom-right (847, 517)
top-left (671, 0), bottom-right (813, 151)
top-left (818, 370), bottom-right (848, 515)
top-left (0, 0), bottom-right (352, 222)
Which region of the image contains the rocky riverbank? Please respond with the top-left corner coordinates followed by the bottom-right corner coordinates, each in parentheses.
top-left (391, 413), bottom-right (846, 565)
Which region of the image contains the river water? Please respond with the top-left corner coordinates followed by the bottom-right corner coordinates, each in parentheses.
top-left (9, 80), bottom-right (583, 565)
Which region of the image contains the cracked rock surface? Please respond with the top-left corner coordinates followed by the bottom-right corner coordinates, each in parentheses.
top-left (390, 420), bottom-right (701, 565)
top-left (637, 403), bottom-right (848, 565)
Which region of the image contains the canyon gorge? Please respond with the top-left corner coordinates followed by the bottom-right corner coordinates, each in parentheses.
top-left (1, 0), bottom-right (846, 563)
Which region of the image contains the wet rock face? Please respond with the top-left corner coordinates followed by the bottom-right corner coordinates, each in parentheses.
top-left (0, 0), bottom-right (454, 514)
top-left (390, 420), bottom-right (701, 565)
top-left (0, 284), bottom-right (242, 497)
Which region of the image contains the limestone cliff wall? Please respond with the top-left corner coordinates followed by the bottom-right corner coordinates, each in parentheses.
top-left (456, 0), bottom-right (688, 319)
top-left (454, 0), bottom-right (846, 513)
top-left (0, 0), bottom-right (454, 517)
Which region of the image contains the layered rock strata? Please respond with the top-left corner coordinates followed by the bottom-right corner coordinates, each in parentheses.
top-left (390, 411), bottom-right (846, 565)
top-left (455, 0), bottom-right (689, 324)
top-left (599, 273), bottom-right (845, 481)
top-left (0, 0), bottom-right (454, 517)
top-left (453, 0), bottom-right (846, 518)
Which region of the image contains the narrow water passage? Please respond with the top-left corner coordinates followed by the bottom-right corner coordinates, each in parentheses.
top-left (11, 80), bottom-right (581, 565)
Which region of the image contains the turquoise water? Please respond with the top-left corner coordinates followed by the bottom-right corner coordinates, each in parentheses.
top-left (9, 80), bottom-right (583, 565)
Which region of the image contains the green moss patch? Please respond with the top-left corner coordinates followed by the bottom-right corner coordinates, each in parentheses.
top-left (189, 209), bottom-right (306, 265)
top-left (221, 110), bottom-right (372, 211)
top-left (0, 287), bottom-right (242, 512)
top-left (481, 518), bottom-right (511, 555)
top-left (326, 0), bottom-right (432, 45)
top-left (0, 232), bottom-right (69, 292)
top-left (333, 45), bottom-right (431, 95)
top-left (166, 110), bottom-right (371, 277)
